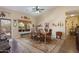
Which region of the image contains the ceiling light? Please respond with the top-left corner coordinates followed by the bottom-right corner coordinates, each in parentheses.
top-left (70, 14), bottom-right (75, 17)
top-left (35, 11), bottom-right (40, 14)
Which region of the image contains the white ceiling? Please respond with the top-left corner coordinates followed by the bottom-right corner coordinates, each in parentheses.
top-left (0, 6), bottom-right (56, 17)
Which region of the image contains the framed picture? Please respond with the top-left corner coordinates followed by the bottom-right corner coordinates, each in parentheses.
top-left (45, 23), bottom-right (49, 28)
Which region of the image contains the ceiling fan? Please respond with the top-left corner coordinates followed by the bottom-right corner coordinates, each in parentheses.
top-left (32, 6), bottom-right (44, 14)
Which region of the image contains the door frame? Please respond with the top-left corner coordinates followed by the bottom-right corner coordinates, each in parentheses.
top-left (0, 18), bottom-right (12, 38)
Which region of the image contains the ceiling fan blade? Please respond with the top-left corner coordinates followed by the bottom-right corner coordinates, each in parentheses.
top-left (36, 6), bottom-right (38, 9)
top-left (36, 6), bottom-right (39, 11)
top-left (40, 9), bottom-right (44, 10)
top-left (32, 8), bottom-right (36, 12)
top-left (32, 6), bottom-right (38, 11)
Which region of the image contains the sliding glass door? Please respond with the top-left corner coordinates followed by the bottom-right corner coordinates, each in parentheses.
top-left (0, 18), bottom-right (11, 39)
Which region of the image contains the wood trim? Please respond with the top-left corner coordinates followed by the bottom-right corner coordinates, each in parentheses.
top-left (19, 19), bottom-right (32, 23)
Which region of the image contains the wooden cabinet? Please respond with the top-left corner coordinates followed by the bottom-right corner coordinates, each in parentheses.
top-left (18, 20), bottom-right (32, 38)
top-left (18, 20), bottom-right (31, 32)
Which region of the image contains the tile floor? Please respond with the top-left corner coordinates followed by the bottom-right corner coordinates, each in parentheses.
top-left (59, 35), bottom-right (78, 53)
top-left (9, 35), bottom-right (78, 53)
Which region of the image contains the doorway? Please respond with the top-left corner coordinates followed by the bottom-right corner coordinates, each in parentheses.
top-left (65, 16), bottom-right (79, 36)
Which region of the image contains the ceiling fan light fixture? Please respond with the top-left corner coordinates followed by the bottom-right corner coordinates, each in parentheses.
top-left (35, 10), bottom-right (40, 14)
top-left (32, 6), bottom-right (44, 14)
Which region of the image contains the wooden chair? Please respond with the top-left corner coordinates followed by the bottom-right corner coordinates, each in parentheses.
top-left (46, 29), bottom-right (52, 43)
top-left (40, 33), bottom-right (45, 42)
top-left (56, 32), bottom-right (62, 39)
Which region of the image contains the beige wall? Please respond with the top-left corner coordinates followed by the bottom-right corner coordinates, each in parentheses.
top-left (36, 6), bottom-right (79, 39)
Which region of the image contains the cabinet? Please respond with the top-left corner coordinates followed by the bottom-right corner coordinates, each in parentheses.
top-left (18, 20), bottom-right (32, 38)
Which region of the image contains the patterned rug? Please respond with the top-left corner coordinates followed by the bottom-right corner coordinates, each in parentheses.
top-left (16, 38), bottom-right (64, 53)
top-left (31, 39), bottom-right (63, 52)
